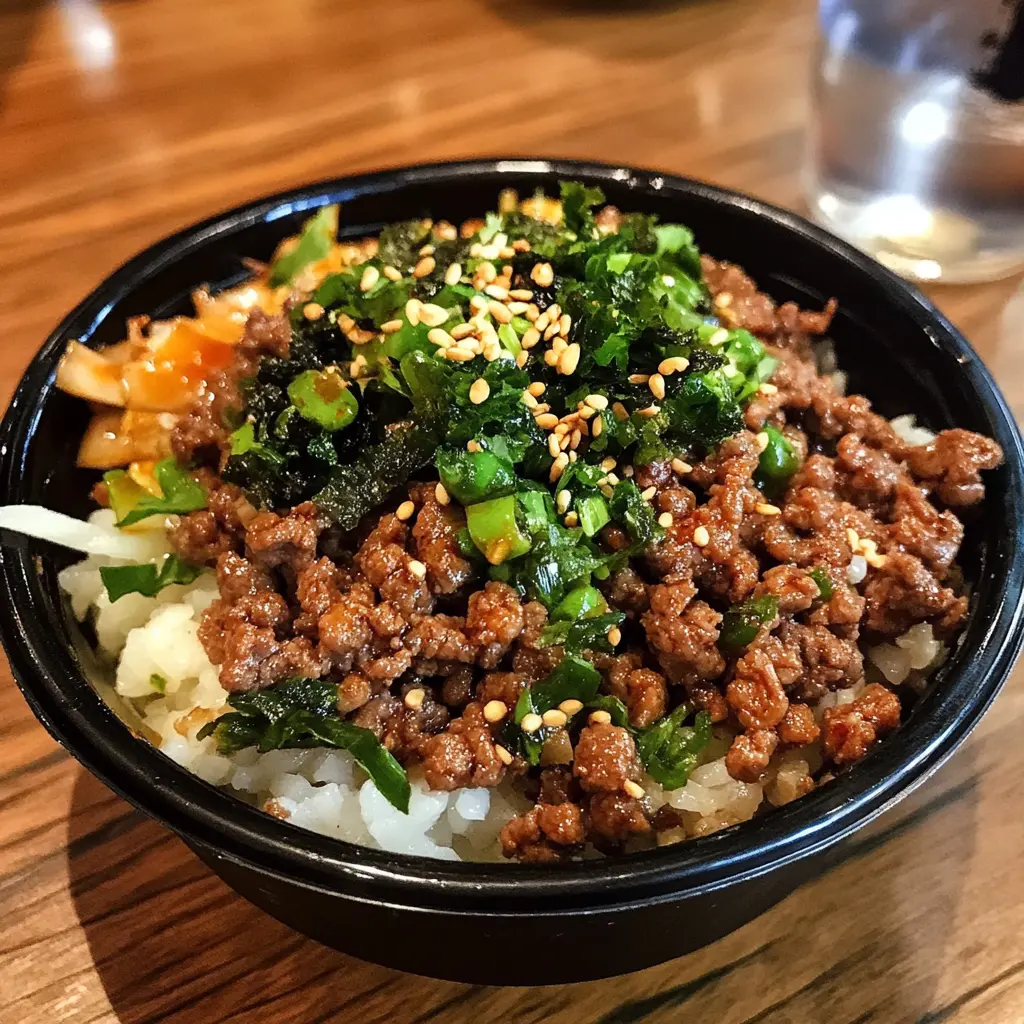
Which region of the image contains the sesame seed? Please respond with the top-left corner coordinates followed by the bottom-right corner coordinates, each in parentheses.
top-left (542, 709), bottom-right (568, 728)
top-left (469, 295), bottom-right (488, 315)
top-left (600, 457), bottom-right (617, 472)
top-left (483, 700), bottom-right (508, 724)
top-left (536, 413), bottom-right (559, 430)
top-left (524, 304), bottom-right (540, 322)
top-left (427, 328), bottom-right (453, 347)
top-left (405, 298), bottom-right (422, 326)
top-left (404, 687), bottom-right (425, 709)
top-left (544, 322), bottom-right (561, 342)
top-left (755, 431), bottom-right (770, 452)
top-left (534, 312), bottom-right (550, 334)
top-left (599, 483), bottom-right (614, 498)
top-left (589, 710), bottom-right (613, 725)
top-left (396, 500), bottom-right (415, 521)
top-left (521, 713), bottom-right (543, 734)
top-left (658, 512), bottom-right (674, 528)
top-left (623, 465), bottom-right (634, 477)
top-left (624, 780), bottom-right (645, 800)
top-left (419, 243), bottom-right (435, 257)
top-left (628, 373), bottom-right (650, 384)
top-left (469, 242), bottom-right (484, 259)
top-left (488, 300), bottom-right (513, 324)
top-left (303, 302), bottom-right (324, 321)
top-left (865, 552), bottom-right (889, 568)
top-left (534, 402), bottom-right (551, 413)
top-left (484, 283), bottom-right (509, 301)
top-left (547, 303), bottom-right (561, 322)
top-left (520, 382), bottom-right (543, 400)
top-left (559, 313), bottom-right (572, 336)
top-left (612, 402), bottom-right (629, 422)
top-left (755, 502), bottom-right (781, 516)
top-left (510, 288), bottom-right (534, 301)
top-left (846, 527), bottom-right (861, 549)
top-left (449, 322), bottom-right (475, 341)
top-left (570, 428), bottom-right (582, 449)
top-left (637, 405), bottom-right (661, 419)
top-left (714, 292), bottom-right (733, 308)
top-left (479, 244), bottom-right (499, 262)
top-left (383, 265), bottom-right (403, 282)
top-left (521, 390), bottom-right (538, 409)
top-left (557, 343), bottom-right (581, 375)
top-left (507, 301), bottom-right (530, 315)
top-left (671, 458), bottom-right (691, 474)
top-left (467, 440), bottom-right (483, 453)
top-left (360, 265), bottom-right (380, 292)
top-left (413, 255), bottom-right (436, 278)
top-left (381, 319), bottom-right (403, 334)
top-left (550, 452), bottom-right (569, 483)
top-left (649, 373), bottom-right (666, 400)
top-left (563, 510), bottom-right (579, 527)
top-left (338, 314), bottom-right (355, 332)
top-left (548, 433), bottom-right (562, 457)
top-left (408, 559), bottom-right (427, 580)
top-left (469, 378), bottom-right (490, 405)
top-left (559, 699), bottom-right (584, 716)
top-left (419, 303), bottom-right (449, 328)
top-left (516, 350), bottom-right (529, 368)
top-left (444, 346), bottom-right (475, 362)
top-left (708, 328), bottom-right (729, 346)
top-left (658, 356), bottom-right (690, 375)
top-left (591, 416), bottom-right (603, 438)
top-left (556, 489), bottom-right (572, 513)
top-left (435, 483), bottom-right (450, 505)
top-left (641, 486), bottom-right (657, 501)
top-left (531, 262), bottom-right (554, 287)
top-left (495, 744), bottom-right (514, 765)
top-left (520, 327), bottom-right (541, 349)
top-left (607, 626), bottom-right (622, 647)
top-left (693, 525), bottom-right (710, 547)
top-left (582, 394), bottom-right (607, 412)
top-left (759, 382), bottom-right (779, 395)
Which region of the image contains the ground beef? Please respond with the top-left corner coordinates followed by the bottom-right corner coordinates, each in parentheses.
top-left (586, 792), bottom-right (651, 843)
top-left (642, 579), bottom-right (726, 688)
top-left (420, 702), bottom-right (505, 790)
top-left (905, 429), bottom-right (1002, 507)
top-left (411, 495), bottom-right (474, 595)
top-left (464, 582), bottom-right (525, 668)
top-left (246, 501), bottom-right (322, 572)
top-left (500, 801), bottom-right (585, 862)
top-left (573, 724), bottom-right (639, 793)
top-left (862, 551), bottom-right (966, 638)
top-left (725, 729), bottom-right (779, 782)
top-left (821, 683), bottom-right (901, 765)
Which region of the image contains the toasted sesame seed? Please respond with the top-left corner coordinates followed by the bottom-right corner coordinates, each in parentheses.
top-left (444, 346), bottom-right (475, 362)
top-left (338, 314), bottom-right (356, 332)
top-left (520, 390), bottom-right (538, 410)
top-left (846, 527), bottom-right (861, 549)
top-left (360, 265), bottom-right (380, 292)
top-left (449, 322), bottom-right (475, 341)
top-left (714, 292), bottom-right (733, 308)
top-left (509, 288), bottom-right (534, 301)
top-left (559, 699), bottom-right (584, 716)
top-left (469, 242), bottom-right (484, 259)
top-left (518, 327), bottom-right (540, 350)
top-left (542, 709), bottom-right (568, 728)
top-left (404, 687), bottom-right (425, 709)
top-left (427, 328), bottom-right (453, 347)
top-left (524, 304), bottom-right (540, 322)
top-left (658, 356), bottom-right (690, 375)
top-left (628, 373), bottom-right (650, 384)
top-left (591, 416), bottom-right (603, 438)
top-left (582, 394), bottom-right (607, 412)
top-left (755, 502), bottom-right (782, 516)
top-left (531, 262), bottom-right (554, 287)
top-left (380, 319), bottom-right (403, 334)
top-left (405, 298), bottom-right (422, 326)
top-left (599, 483), bottom-right (614, 498)
top-left (641, 486), bottom-right (657, 501)
top-left (383, 265), bottom-right (403, 282)
top-left (637, 405), bottom-right (661, 418)
top-left (435, 221), bottom-right (457, 241)
top-left (413, 255), bottom-right (436, 278)
top-left (623, 779), bottom-right (645, 800)
top-left (419, 243), bottom-right (435, 257)
top-left (649, 373), bottom-right (666, 400)
top-left (440, 262), bottom-right (461, 287)
top-left (408, 559), bottom-right (427, 580)
top-left (534, 403), bottom-right (550, 414)
top-left (488, 300), bottom-right (513, 324)
top-left (484, 283), bottom-right (509, 301)
top-left (435, 483), bottom-right (450, 506)
top-left (708, 327), bottom-right (729, 346)
top-left (563, 510), bottom-right (579, 526)
top-left (536, 412), bottom-right (559, 429)
top-left (556, 489), bottom-right (572, 513)
top-left (759, 382), bottom-right (779, 395)
top-left (302, 302), bottom-right (324, 321)
top-left (469, 295), bottom-right (488, 315)
top-left (865, 552), bottom-right (889, 568)
top-left (515, 350), bottom-right (528, 368)
top-left (512, 238), bottom-right (531, 253)
top-left (559, 313), bottom-right (572, 336)
top-left (396, 500), bottom-right (415, 521)
top-left (607, 626), bottom-right (622, 647)
top-left (755, 431), bottom-right (770, 452)
top-left (528, 382), bottom-right (546, 399)
top-left (543, 322), bottom-right (561, 342)
top-left (419, 303), bottom-right (450, 327)
top-left (521, 713), bottom-right (543, 734)
top-left (505, 301), bottom-right (527, 315)
top-left (548, 433), bottom-right (562, 457)
top-left (479, 244), bottom-right (499, 262)
top-left (589, 710), bottom-right (613, 725)
top-left (483, 700), bottom-right (508, 724)
top-left (693, 525), bottom-right (710, 547)
top-left (612, 402), bottom-right (629, 422)
top-left (557, 343), bottom-right (581, 375)
top-left (623, 465), bottom-right (634, 477)
top-left (600, 457), bottom-right (617, 472)
top-left (658, 512), bottom-right (674, 528)
top-left (469, 378), bottom-right (490, 405)
top-left (495, 744), bottom-right (514, 765)
top-left (550, 452), bottom-right (569, 483)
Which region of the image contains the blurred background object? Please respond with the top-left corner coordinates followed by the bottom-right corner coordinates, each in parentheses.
top-left (805, 0), bottom-right (1024, 283)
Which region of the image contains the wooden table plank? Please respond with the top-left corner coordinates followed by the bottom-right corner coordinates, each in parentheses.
top-left (0, 0), bottom-right (1022, 1020)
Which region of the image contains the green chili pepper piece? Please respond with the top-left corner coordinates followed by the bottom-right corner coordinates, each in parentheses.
top-left (757, 426), bottom-right (800, 480)
top-left (552, 584), bottom-right (608, 622)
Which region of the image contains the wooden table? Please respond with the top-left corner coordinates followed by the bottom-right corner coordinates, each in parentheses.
top-left (1, 1), bottom-right (1022, 1020)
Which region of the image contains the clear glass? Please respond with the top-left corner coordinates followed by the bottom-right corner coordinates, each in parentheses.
top-left (805, 0), bottom-right (1024, 283)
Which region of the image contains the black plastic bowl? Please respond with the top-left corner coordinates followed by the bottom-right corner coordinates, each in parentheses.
top-left (2, 160), bottom-right (1023, 985)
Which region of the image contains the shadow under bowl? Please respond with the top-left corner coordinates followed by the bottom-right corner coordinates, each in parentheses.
top-left (1, 159), bottom-right (1023, 985)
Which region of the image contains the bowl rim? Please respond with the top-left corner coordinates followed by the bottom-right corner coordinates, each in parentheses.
top-left (2, 157), bottom-right (1023, 912)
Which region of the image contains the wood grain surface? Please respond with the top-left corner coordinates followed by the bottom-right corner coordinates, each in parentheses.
top-left (1, 1), bottom-right (1022, 1021)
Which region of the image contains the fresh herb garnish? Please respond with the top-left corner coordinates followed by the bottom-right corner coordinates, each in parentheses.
top-left (112, 459), bottom-right (207, 527)
top-left (268, 205), bottom-right (339, 287)
top-left (718, 595), bottom-right (780, 651)
top-left (636, 704), bottom-right (711, 790)
top-left (99, 554), bottom-right (203, 602)
top-left (199, 677), bottom-right (411, 812)
top-left (808, 566), bottom-right (834, 600)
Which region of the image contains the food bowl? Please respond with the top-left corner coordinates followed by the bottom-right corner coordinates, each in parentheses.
top-left (2, 159), bottom-right (1023, 985)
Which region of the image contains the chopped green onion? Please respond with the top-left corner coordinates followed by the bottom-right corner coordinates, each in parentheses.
top-left (718, 595), bottom-right (779, 651)
top-left (437, 447), bottom-right (516, 506)
top-left (808, 566), bottom-right (834, 600)
top-left (465, 494), bottom-right (532, 565)
top-left (114, 460), bottom-right (206, 527)
top-left (552, 584), bottom-right (607, 622)
top-left (268, 205), bottom-right (338, 287)
top-left (636, 705), bottom-right (711, 790)
top-left (577, 494), bottom-right (611, 537)
top-left (99, 554), bottom-right (203, 602)
top-left (101, 470), bottom-right (147, 524)
top-left (287, 369), bottom-right (359, 432)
